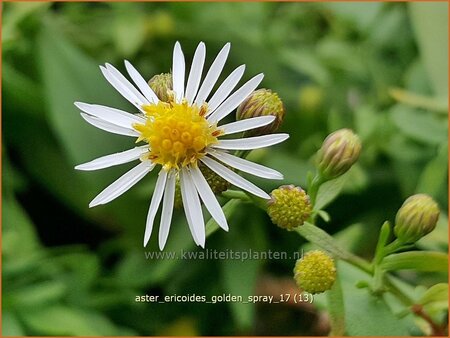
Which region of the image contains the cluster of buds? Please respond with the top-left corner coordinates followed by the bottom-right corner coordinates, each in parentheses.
top-left (394, 194), bottom-right (440, 243)
top-left (148, 73), bottom-right (174, 102)
top-left (294, 250), bottom-right (336, 294)
top-left (236, 88), bottom-right (285, 136)
top-left (267, 185), bottom-right (312, 230)
top-left (317, 128), bottom-right (361, 180)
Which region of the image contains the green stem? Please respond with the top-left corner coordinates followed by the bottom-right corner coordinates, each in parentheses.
top-left (295, 222), bottom-right (372, 274)
top-left (308, 174), bottom-right (325, 206)
top-left (221, 190), bottom-right (251, 202)
top-left (327, 273), bottom-right (346, 336)
top-left (381, 239), bottom-right (416, 257)
top-left (384, 276), bottom-right (414, 306)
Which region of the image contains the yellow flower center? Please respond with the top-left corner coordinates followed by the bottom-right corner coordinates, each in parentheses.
top-left (133, 101), bottom-right (221, 170)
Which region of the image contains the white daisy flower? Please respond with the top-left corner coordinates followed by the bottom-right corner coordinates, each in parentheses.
top-left (75, 42), bottom-right (289, 250)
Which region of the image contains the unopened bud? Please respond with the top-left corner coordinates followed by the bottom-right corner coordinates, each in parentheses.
top-left (317, 128), bottom-right (361, 179)
top-left (394, 194), bottom-right (440, 243)
top-left (199, 162), bottom-right (231, 195)
top-left (267, 185), bottom-right (312, 230)
top-left (294, 250), bottom-right (336, 294)
top-left (236, 89), bottom-right (285, 136)
top-left (148, 73), bottom-right (173, 102)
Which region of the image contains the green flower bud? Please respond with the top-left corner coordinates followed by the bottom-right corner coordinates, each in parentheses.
top-left (173, 163), bottom-right (231, 209)
top-left (199, 162), bottom-right (231, 195)
top-left (148, 73), bottom-right (173, 102)
top-left (294, 250), bottom-right (336, 294)
top-left (394, 194), bottom-right (440, 243)
top-left (267, 185), bottom-right (312, 230)
top-left (236, 89), bottom-right (285, 136)
top-left (317, 128), bottom-right (361, 179)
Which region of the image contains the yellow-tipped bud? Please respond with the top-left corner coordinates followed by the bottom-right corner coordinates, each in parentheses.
top-left (394, 194), bottom-right (440, 243)
top-left (148, 73), bottom-right (173, 102)
top-left (317, 128), bottom-right (361, 179)
top-left (236, 89), bottom-right (285, 136)
top-left (294, 250), bottom-right (336, 294)
top-left (267, 185), bottom-right (312, 230)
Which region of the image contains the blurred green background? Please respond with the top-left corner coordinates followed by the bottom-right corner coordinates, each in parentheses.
top-left (2, 2), bottom-right (448, 336)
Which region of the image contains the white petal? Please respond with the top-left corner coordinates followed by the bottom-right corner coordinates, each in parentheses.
top-left (219, 116), bottom-right (275, 135)
top-left (158, 170), bottom-right (176, 250)
top-left (180, 168), bottom-right (205, 247)
top-left (89, 161), bottom-right (154, 208)
top-left (172, 42), bottom-right (185, 103)
top-left (179, 170), bottom-right (199, 246)
top-left (207, 73), bottom-right (264, 124)
top-left (75, 102), bottom-right (144, 129)
top-left (124, 60), bottom-right (159, 104)
top-left (80, 113), bottom-right (139, 137)
top-left (189, 166), bottom-right (229, 231)
top-left (143, 169), bottom-right (168, 246)
top-left (105, 63), bottom-right (150, 105)
top-left (185, 42), bottom-right (206, 104)
top-left (212, 133), bottom-right (289, 150)
top-left (206, 64), bottom-right (246, 114)
top-left (201, 156), bottom-right (270, 199)
top-left (100, 66), bottom-right (146, 112)
top-left (208, 150), bottom-right (283, 180)
top-left (194, 43), bottom-right (230, 105)
top-left (75, 146), bottom-right (148, 171)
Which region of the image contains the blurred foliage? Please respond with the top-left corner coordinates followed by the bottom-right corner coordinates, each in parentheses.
top-left (2, 2), bottom-right (448, 336)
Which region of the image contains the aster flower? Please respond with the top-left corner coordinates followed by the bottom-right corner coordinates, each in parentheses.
top-left (75, 42), bottom-right (289, 249)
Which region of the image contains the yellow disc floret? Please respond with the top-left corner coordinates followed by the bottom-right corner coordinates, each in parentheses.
top-left (133, 101), bottom-right (221, 170)
top-left (293, 250), bottom-right (336, 294)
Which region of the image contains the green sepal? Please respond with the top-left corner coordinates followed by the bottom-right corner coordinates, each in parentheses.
top-left (381, 251), bottom-right (448, 272)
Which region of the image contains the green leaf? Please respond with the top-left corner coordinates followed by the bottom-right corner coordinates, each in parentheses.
top-left (115, 200), bottom-right (242, 288)
top-left (354, 105), bottom-right (380, 142)
top-left (206, 199), bottom-right (241, 237)
top-left (390, 104), bottom-right (447, 145)
top-left (280, 48), bottom-right (330, 85)
top-left (20, 306), bottom-right (125, 336)
top-left (37, 20), bottom-right (129, 165)
top-left (337, 261), bottom-right (412, 336)
top-left (416, 143), bottom-right (448, 198)
top-left (7, 281), bottom-right (66, 308)
top-left (2, 62), bottom-right (44, 117)
top-left (374, 221), bottom-right (391, 264)
top-left (381, 251), bottom-right (448, 272)
top-left (2, 311), bottom-right (25, 336)
top-left (221, 209), bottom-right (265, 329)
top-left (295, 223), bottom-right (371, 274)
top-left (112, 4), bottom-right (147, 57)
top-left (389, 87), bottom-right (448, 114)
top-left (326, 274), bottom-right (346, 336)
top-left (418, 283), bottom-right (448, 307)
top-left (316, 209), bottom-right (330, 222)
top-left (409, 3), bottom-right (448, 97)
top-left (322, 2), bottom-right (383, 32)
top-left (2, 197), bottom-right (41, 261)
top-left (261, 151), bottom-right (312, 188)
top-left (315, 174), bottom-right (348, 211)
